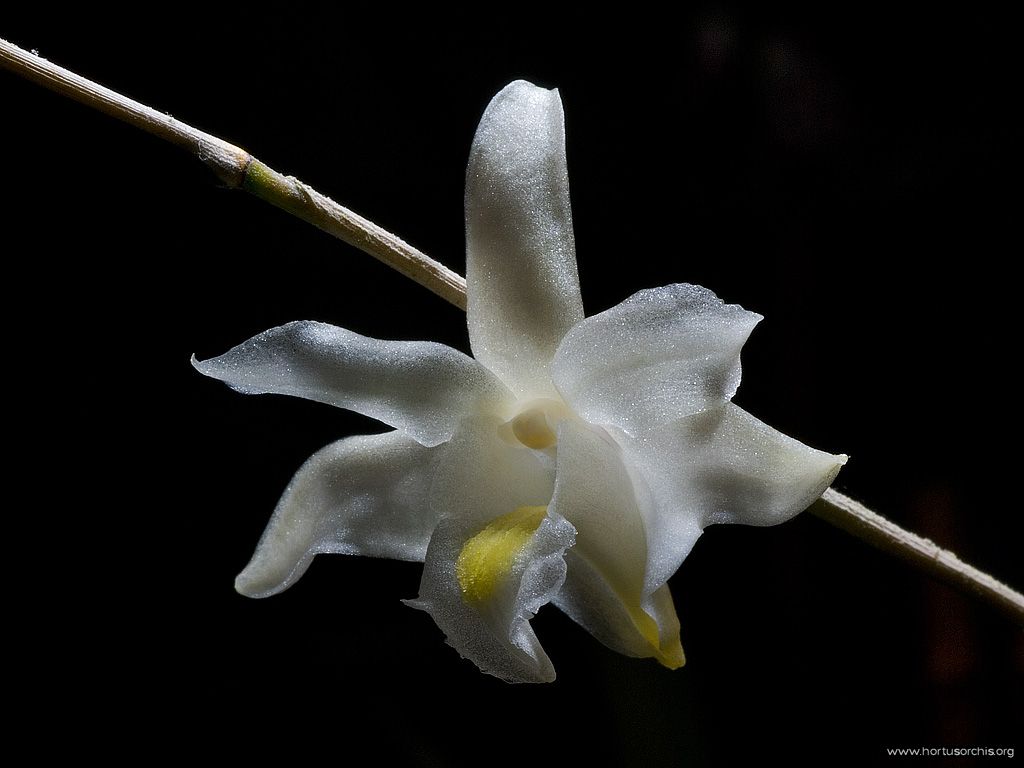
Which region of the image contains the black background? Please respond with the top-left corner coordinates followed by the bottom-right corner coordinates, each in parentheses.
top-left (3, 6), bottom-right (1020, 765)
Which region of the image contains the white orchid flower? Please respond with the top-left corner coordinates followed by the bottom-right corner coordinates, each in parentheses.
top-left (194, 80), bottom-right (846, 683)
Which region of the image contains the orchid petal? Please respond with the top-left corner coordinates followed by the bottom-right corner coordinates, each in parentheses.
top-left (405, 509), bottom-right (576, 683)
top-left (623, 403), bottom-right (847, 592)
top-left (234, 430), bottom-right (438, 598)
top-left (555, 561), bottom-right (684, 668)
top-left (193, 321), bottom-right (509, 447)
top-left (552, 284), bottom-right (762, 435)
top-left (466, 80), bottom-right (584, 397)
top-left (549, 420), bottom-right (685, 668)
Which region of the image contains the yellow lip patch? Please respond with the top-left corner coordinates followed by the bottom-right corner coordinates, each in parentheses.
top-left (456, 506), bottom-right (548, 604)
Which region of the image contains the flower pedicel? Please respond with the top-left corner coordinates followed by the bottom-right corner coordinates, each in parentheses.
top-left (194, 80), bottom-right (846, 683)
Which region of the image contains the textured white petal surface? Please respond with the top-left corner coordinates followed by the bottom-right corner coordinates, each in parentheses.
top-left (549, 420), bottom-right (684, 667)
top-left (466, 80), bottom-right (584, 397)
top-left (235, 431), bottom-right (438, 598)
top-left (193, 321), bottom-right (509, 447)
top-left (550, 420), bottom-right (647, 606)
top-left (622, 403), bottom-right (847, 592)
top-left (406, 511), bottom-right (576, 683)
top-left (552, 284), bottom-right (762, 435)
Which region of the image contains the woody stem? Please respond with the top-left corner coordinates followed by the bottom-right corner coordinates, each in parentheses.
top-left (0, 38), bottom-right (466, 309)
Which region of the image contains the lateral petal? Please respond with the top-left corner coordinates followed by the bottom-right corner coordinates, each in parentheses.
top-left (193, 321), bottom-right (509, 447)
top-left (622, 403), bottom-right (847, 592)
top-left (234, 430), bottom-right (438, 598)
top-left (552, 284), bottom-right (761, 435)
